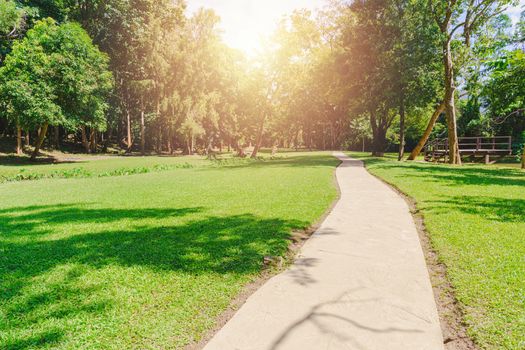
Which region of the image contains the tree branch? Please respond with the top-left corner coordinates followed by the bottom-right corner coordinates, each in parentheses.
top-left (428, 0), bottom-right (443, 28)
top-left (450, 21), bottom-right (466, 37)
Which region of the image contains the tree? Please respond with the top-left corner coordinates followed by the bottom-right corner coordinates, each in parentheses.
top-left (0, 0), bottom-right (26, 153)
top-left (65, 0), bottom-right (184, 152)
top-left (177, 8), bottom-right (223, 155)
top-left (179, 98), bottom-right (205, 155)
top-left (1, 0), bottom-right (520, 160)
top-left (0, 19), bottom-right (112, 159)
top-left (0, 0), bottom-right (25, 67)
top-left (389, 0), bottom-right (442, 160)
top-left (268, 9), bottom-right (349, 152)
top-left (336, 0), bottom-right (440, 157)
top-left (0, 0), bottom-right (23, 36)
top-left (18, 0), bottom-right (70, 22)
top-left (483, 49), bottom-right (525, 168)
top-left (425, 0), bottom-right (516, 164)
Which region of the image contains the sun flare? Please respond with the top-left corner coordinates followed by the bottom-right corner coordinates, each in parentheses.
top-left (186, 0), bottom-right (324, 56)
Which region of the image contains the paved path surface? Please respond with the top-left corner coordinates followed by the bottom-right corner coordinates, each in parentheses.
top-left (204, 153), bottom-right (444, 350)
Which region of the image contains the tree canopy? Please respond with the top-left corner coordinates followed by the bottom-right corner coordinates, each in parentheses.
top-left (0, 18), bottom-right (112, 158)
top-left (0, 0), bottom-right (523, 167)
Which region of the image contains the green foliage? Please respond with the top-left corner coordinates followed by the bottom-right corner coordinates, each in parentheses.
top-left (333, 0), bottom-right (442, 153)
top-left (0, 0), bottom-right (523, 158)
top-left (484, 49), bottom-right (525, 121)
top-left (0, 0), bottom-right (22, 35)
top-left (17, 0), bottom-right (70, 22)
top-left (457, 13), bottom-right (515, 138)
top-left (0, 154), bottom-right (210, 178)
top-left (0, 19), bottom-right (64, 128)
top-left (352, 153), bottom-right (525, 349)
top-left (0, 162), bottom-right (199, 183)
top-left (0, 18), bottom-right (113, 132)
top-left (0, 0), bottom-right (23, 62)
top-left (516, 131), bottom-right (525, 163)
top-left (0, 153), bottom-right (278, 183)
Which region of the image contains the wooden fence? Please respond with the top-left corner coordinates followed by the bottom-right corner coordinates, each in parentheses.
top-left (424, 136), bottom-right (512, 163)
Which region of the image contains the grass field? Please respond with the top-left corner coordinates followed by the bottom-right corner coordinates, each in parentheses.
top-left (0, 152), bottom-right (339, 350)
top-left (349, 153), bottom-right (525, 350)
top-left (0, 154), bottom-right (211, 181)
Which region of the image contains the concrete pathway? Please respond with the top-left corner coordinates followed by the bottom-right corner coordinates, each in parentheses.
top-left (204, 153), bottom-right (444, 350)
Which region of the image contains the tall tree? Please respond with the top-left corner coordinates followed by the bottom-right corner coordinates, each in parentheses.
top-left (483, 49), bottom-right (525, 168)
top-left (0, 19), bottom-right (112, 159)
top-left (0, 0), bottom-right (25, 65)
top-left (389, 0), bottom-right (442, 160)
top-left (337, 0), bottom-right (440, 156)
top-left (426, 0), bottom-right (516, 164)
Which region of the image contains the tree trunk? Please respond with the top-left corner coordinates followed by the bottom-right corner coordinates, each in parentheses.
top-left (398, 97), bottom-right (406, 161)
top-left (206, 136), bottom-right (214, 158)
top-left (330, 123), bottom-right (335, 150)
top-left (443, 40), bottom-right (461, 165)
top-left (81, 125), bottom-right (90, 153)
top-left (206, 137), bottom-right (212, 155)
top-left (186, 138), bottom-right (191, 155)
top-left (370, 111), bottom-right (387, 157)
top-left (251, 115), bottom-right (266, 159)
top-left (89, 129), bottom-right (96, 153)
top-left (408, 101), bottom-right (446, 160)
top-left (31, 123), bottom-right (48, 160)
top-left (140, 109), bottom-right (145, 155)
top-left (53, 126), bottom-right (60, 150)
top-left (103, 128), bottom-right (110, 153)
top-left (372, 128), bottom-right (387, 157)
top-left (156, 99), bottom-right (162, 154)
top-left (157, 123), bottom-right (162, 154)
top-left (167, 126), bottom-right (173, 155)
top-left (25, 130), bottom-right (30, 146)
top-left (16, 123), bottom-right (22, 155)
top-left (235, 140), bottom-right (246, 158)
top-left (322, 126), bottom-right (326, 150)
top-left (522, 145), bottom-right (525, 169)
top-left (126, 109), bottom-right (132, 152)
top-left (186, 131), bottom-right (194, 155)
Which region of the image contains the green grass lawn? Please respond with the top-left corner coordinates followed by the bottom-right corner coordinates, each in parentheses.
top-left (0, 152), bottom-right (338, 350)
top-left (349, 152), bottom-right (525, 350)
top-left (0, 155), bottom-right (212, 181)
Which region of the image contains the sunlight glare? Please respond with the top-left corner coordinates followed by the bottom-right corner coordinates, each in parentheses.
top-left (186, 0), bottom-right (325, 57)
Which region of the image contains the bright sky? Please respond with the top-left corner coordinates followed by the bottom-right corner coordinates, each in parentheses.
top-left (186, 0), bottom-right (325, 56)
top-left (186, 0), bottom-right (525, 56)
top-left (508, 2), bottom-right (525, 24)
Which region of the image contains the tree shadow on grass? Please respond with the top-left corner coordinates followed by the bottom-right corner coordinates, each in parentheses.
top-left (0, 204), bottom-right (306, 349)
top-left (425, 195), bottom-right (525, 223)
top-left (0, 154), bottom-right (82, 167)
top-left (360, 159), bottom-right (525, 223)
top-left (2, 330), bottom-right (64, 350)
top-left (366, 159), bottom-right (525, 187)
top-left (213, 154), bottom-right (339, 170)
top-left (0, 204), bottom-right (202, 237)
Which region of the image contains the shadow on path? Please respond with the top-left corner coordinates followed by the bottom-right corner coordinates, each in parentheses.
top-left (270, 290), bottom-right (424, 350)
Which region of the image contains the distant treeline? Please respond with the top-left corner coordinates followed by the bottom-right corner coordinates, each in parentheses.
top-left (0, 0), bottom-right (524, 163)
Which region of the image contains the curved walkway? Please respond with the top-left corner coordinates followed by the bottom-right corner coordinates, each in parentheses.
top-left (204, 153), bottom-right (444, 350)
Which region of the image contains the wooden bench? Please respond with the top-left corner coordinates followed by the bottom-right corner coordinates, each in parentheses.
top-left (424, 136), bottom-right (512, 164)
